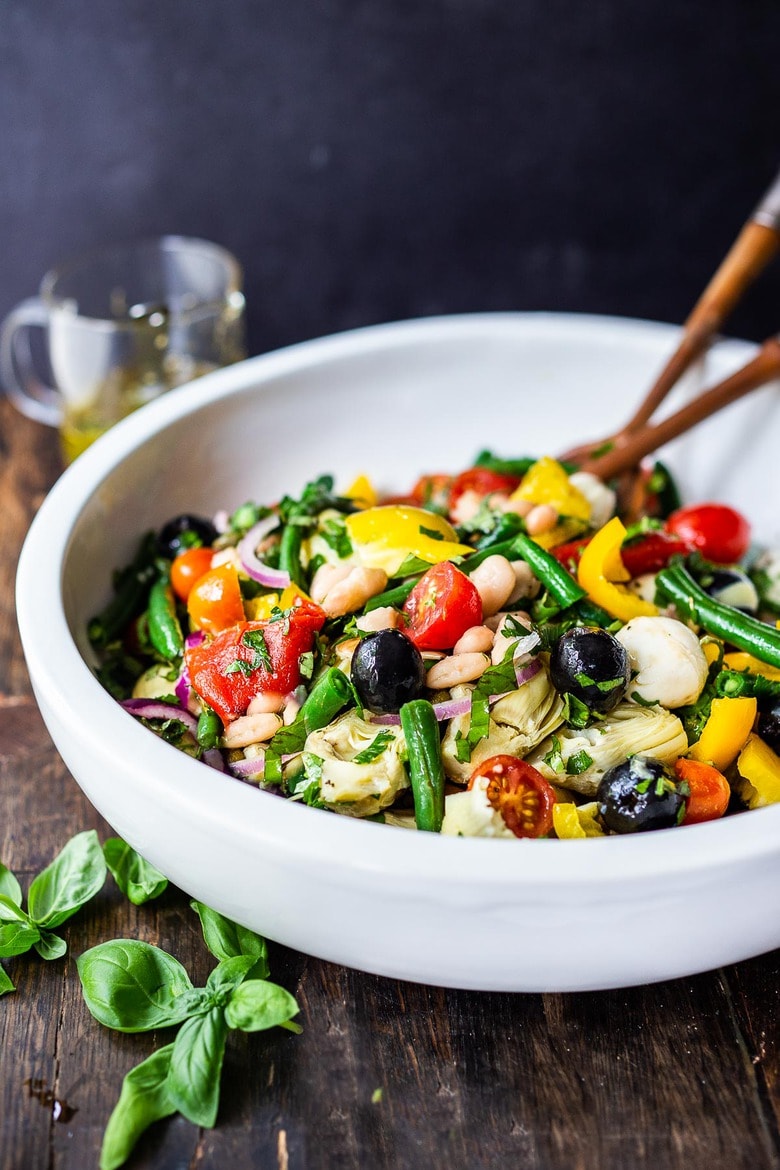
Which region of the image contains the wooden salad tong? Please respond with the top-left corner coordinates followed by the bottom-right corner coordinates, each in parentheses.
top-left (564, 166), bottom-right (780, 484)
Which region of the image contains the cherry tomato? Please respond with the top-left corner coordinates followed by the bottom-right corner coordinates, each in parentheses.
top-left (185, 600), bottom-right (326, 723)
top-left (171, 546), bottom-right (214, 601)
top-left (187, 564), bottom-right (246, 634)
top-left (447, 467), bottom-right (521, 520)
top-left (402, 561), bottom-right (483, 650)
top-left (410, 473), bottom-right (454, 513)
top-left (468, 755), bottom-right (555, 838)
top-left (674, 758), bottom-right (731, 825)
top-left (619, 531), bottom-right (690, 577)
top-left (550, 536), bottom-right (592, 573)
top-left (666, 503), bottom-right (751, 565)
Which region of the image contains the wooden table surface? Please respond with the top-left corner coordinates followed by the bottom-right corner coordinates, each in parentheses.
top-left (2, 397), bottom-right (780, 1170)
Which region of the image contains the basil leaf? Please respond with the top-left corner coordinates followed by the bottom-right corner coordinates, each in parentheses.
top-left (224, 979), bottom-right (300, 1033)
top-left (0, 893), bottom-right (32, 924)
top-left (34, 929), bottom-right (68, 961)
top-left (0, 919), bottom-right (40, 958)
top-left (0, 863), bottom-right (22, 908)
top-left (190, 902), bottom-right (270, 980)
top-left (0, 965), bottom-right (14, 996)
top-left (103, 838), bottom-right (169, 905)
top-left (99, 1044), bottom-right (176, 1170)
top-left (167, 1006), bottom-right (228, 1128)
top-left (27, 830), bottom-right (107, 929)
top-left (352, 730), bottom-right (394, 765)
top-left (77, 940), bottom-right (205, 1032)
top-left (205, 955), bottom-right (257, 1002)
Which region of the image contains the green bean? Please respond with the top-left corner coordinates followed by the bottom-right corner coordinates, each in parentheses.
top-left (364, 578), bottom-right (420, 612)
top-left (715, 670), bottom-right (780, 700)
top-left (473, 513), bottom-right (525, 551)
top-left (301, 668), bottom-right (354, 733)
top-left (87, 532), bottom-right (157, 648)
top-left (279, 524), bottom-right (306, 589)
top-left (656, 562), bottom-right (780, 669)
top-left (511, 533), bottom-right (586, 609)
top-left (197, 705), bottom-right (222, 750)
top-left (147, 580), bottom-right (184, 660)
top-left (400, 699), bottom-right (446, 833)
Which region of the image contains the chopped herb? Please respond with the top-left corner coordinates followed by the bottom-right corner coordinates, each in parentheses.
top-left (352, 730), bottom-right (395, 765)
top-left (561, 693), bottom-right (593, 729)
top-left (320, 516), bottom-right (353, 559)
top-left (225, 659), bottom-right (255, 677)
top-left (241, 628), bottom-right (272, 672)
top-left (630, 691), bottom-right (660, 708)
top-left (418, 525), bottom-right (445, 542)
top-left (298, 651), bottom-right (315, 680)
top-left (466, 647), bottom-right (519, 749)
top-left (542, 735), bottom-right (566, 775)
top-left (454, 729), bottom-right (472, 764)
top-left (566, 750), bottom-right (593, 775)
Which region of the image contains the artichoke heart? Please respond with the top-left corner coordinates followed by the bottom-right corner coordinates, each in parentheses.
top-left (527, 702), bottom-right (689, 797)
top-left (303, 710), bottom-right (408, 817)
top-left (441, 666), bottom-right (566, 783)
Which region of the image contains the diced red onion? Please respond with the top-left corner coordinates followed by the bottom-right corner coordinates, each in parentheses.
top-left (174, 631), bottom-right (206, 711)
top-left (120, 699), bottom-right (199, 736)
top-left (228, 752), bottom-right (299, 779)
top-left (238, 515), bottom-right (289, 589)
top-left (203, 748), bottom-right (226, 772)
top-left (513, 658), bottom-right (542, 688)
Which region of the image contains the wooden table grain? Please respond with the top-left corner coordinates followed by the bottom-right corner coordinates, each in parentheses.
top-left (2, 397), bottom-right (780, 1170)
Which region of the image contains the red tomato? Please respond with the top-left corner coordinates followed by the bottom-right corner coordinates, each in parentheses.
top-left (187, 564), bottom-right (246, 633)
top-left (666, 503), bottom-right (751, 565)
top-left (410, 473), bottom-right (454, 512)
top-left (186, 600), bottom-right (326, 723)
top-left (550, 536), bottom-right (592, 573)
top-left (674, 758), bottom-right (731, 825)
top-left (468, 755), bottom-right (555, 838)
top-left (620, 531), bottom-right (690, 577)
top-left (402, 561), bottom-right (483, 650)
top-left (448, 467), bottom-right (521, 519)
top-left (171, 547), bottom-right (214, 601)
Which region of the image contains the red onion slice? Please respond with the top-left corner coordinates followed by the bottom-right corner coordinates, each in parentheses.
top-left (228, 752), bottom-right (299, 779)
top-left (513, 658), bottom-right (542, 688)
top-left (238, 515), bottom-right (289, 589)
top-left (203, 748), bottom-right (226, 772)
top-left (120, 699), bottom-right (199, 736)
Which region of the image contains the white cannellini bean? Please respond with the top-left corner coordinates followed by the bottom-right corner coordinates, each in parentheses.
top-left (501, 497), bottom-right (533, 518)
top-left (468, 555), bottom-right (517, 617)
top-left (283, 697), bottom-right (302, 725)
top-left (210, 547), bottom-right (238, 570)
top-left (507, 560), bottom-right (541, 604)
top-left (247, 691), bottom-right (286, 715)
top-left (426, 652), bottom-right (490, 689)
top-left (320, 566), bottom-right (388, 618)
top-left (222, 712), bottom-right (283, 749)
top-left (453, 624), bottom-right (495, 655)
top-left (491, 612), bottom-right (532, 665)
top-left (449, 488), bottom-right (483, 525)
top-left (525, 503), bottom-right (559, 536)
top-left (356, 605), bottom-right (399, 633)
top-left (310, 562), bottom-right (353, 605)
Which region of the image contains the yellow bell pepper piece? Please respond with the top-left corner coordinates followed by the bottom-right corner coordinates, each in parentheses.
top-left (509, 457), bottom-right (591, 548)
top-left (688, 696), bottom-right (757, 771)
top-left (244, 581), bottom-right (312, 621)
top-left (345, 505), bottom-right (472, 576)
top-left (722, 651), bottom-right (780, 681)
top-left (344, 473), bottom-right (378, 510)
top-left (553, 800), bottom-right (606, 838)
top-left (577, 517), bottom-right (658, 623)
top-left (736, 734), bottom-right (780, 808)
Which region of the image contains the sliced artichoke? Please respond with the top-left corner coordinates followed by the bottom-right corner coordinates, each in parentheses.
top-left (527, 701), bottom-right (689, 797)
top-left (302, 710), bottom-right (408, 817)
top-left (441, 665), bottom-right (565, 783)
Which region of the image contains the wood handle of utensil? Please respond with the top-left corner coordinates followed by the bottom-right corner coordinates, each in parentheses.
top-left (617, 220), bottom-right (780, 438)
top-left (580, 334), bottom-right (780, 481)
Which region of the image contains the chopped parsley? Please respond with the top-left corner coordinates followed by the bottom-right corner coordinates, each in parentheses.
top-left (352, 730), bottom-right (395, 765)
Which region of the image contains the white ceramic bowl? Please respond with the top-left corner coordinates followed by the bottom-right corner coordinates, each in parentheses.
top-left (16, 312), bottom-right (780, 992)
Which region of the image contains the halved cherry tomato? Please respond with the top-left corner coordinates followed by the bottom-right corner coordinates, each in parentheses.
top-left (468, 755), bottom-right (555, 838)
top-left (620, 531), bottom-right (691, 577)
top-left (187, 564), bottom-right (246, 634)
top-left (171, 546), bottom-right (214, 601)
top-left (674, 757), bottom-right (731, 825)
top-left (185, 600), bottom-right (326, 723)
top-left (402, 561), bottom-right (483, 650)
top-left (410, 473), bottom-right (454, 513)
top-left (666, 503), bottom-right (751, 565)
top-left (447, 467), bottom-right (521, 520)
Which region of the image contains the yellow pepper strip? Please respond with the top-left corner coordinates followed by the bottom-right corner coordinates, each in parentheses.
top-left (722, 651), bottom-right (780, 681)
top-left (736, 734), bottom-right (780, 808)
top-left (509, 457), bottom-right (591, 549)
top-left (577, 517), bottom-right (659, 623)
top-left (244, 592), bottom-right (280, 621)
top-left (688, 696), bottom-right (757, 771)
top-left (280, 582), bottom-right (312, 607)
top-left (552, 802), bottom-right (585, 839)
top-left (345, 505), bottom-right (473, 576)
top-left (344, 473), bottom-right (377, 510)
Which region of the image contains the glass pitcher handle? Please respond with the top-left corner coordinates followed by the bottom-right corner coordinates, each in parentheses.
top-left (0, 298), bottom-right (62, 426)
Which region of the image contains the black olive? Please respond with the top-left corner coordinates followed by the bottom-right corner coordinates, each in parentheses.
top-left (703, 568), bottom-right (758, 615)
top-left (351, 629), bottom-right (426, 714)
top-left (757, 700), bottom-right (780, 754)
top-left (157, 514), bottom-right (218, 559)
top-left (597, 756), bottom-right (685, 834)
top-left (549, 627), bottom-right (629, 714)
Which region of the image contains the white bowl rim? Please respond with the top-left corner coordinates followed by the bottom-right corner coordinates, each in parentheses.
top-left (17, 310), bottom-right (780, 890)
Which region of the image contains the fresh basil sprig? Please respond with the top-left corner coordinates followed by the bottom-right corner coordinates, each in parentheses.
top-left (0, 831), bottom-right (106, 993)
top-left (103, 838), bottom-right (169, 905)
top-left (78, 907), bottom-right (299, 1170)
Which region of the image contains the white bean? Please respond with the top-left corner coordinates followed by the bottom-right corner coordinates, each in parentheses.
top-left (468, 555), bottom-right (517, 617)
top-left (449, 488), bottom-right (483, 525)
top-left (426, 652), bottom-right (490, 689)
top-left (321, 566), bottom-right (388, 618)
top-left (525, 503), bottom-right (558, 536)
top-left (501, 497), bottom-right (533, 517)
top-left (491, 612), bottom-right (532, 665)
top-left (222, 712), bottom-right (283, 749)
top-left (356, 605), bottom-right (399, 633)
top-left (453, 624), bottom-right (494, 655)
top-left (310, 562), bottom-right (353, 604)
top-left (247, 691), bottom-right (286, 715)
top-left (507, 560), bottom-right (541, 604)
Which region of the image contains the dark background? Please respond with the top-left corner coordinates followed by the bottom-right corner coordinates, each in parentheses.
top-left (2, 0), bottom-right (780, 356)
